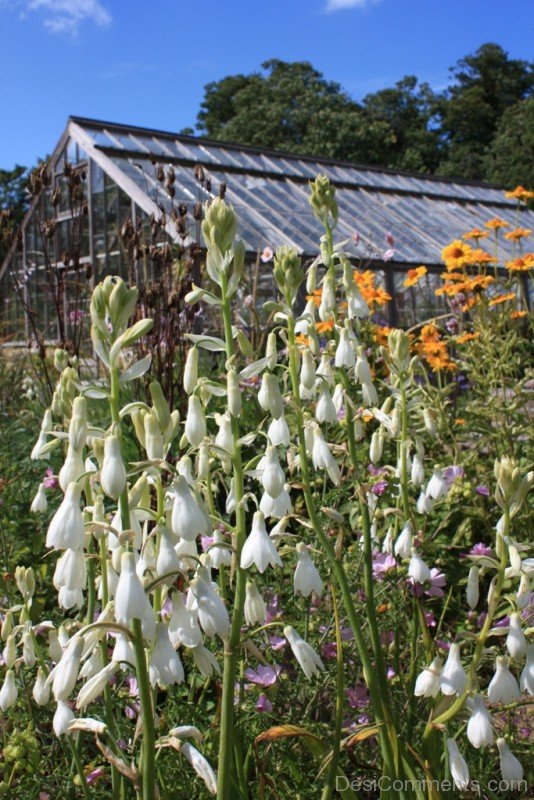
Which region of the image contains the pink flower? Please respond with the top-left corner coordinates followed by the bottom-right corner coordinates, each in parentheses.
top-left (43, 468), bottom-right (59, 489)
top-left (346, 684), bottom-right (369, 709)
top-left (260, 246), bottom-right (274, 263)
top-left (383, 248), bottom-right (395, 262)
top-left (372, 478), bottom-right (388, 496)
top-left (244, 665), bottom-right (281, 687)
top-left (69, 309), bottom-right (85, 324)
top-left (372, 552), bottom-right (396, 580)
top-left (86, 767), bottom-right (105, 785)
top-left (322, 642), bottom-right (337, 660)
top-left (470, 542), bottom-right (492, 557)
top-left (352, 231), bottom-right (360, 245)
top-left (256, 694), bottom-right (273, 713)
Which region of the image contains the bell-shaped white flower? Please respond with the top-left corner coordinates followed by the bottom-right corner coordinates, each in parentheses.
top-left (170, 476), bottom-right (210, 541)
top-left (79, 650), bottom-right (103, 681)
top-left (100, 435), bottom-right (127, 500)
top-left (466, 565), bottom-right (480, 609)
top-left (54, 547), bottom-right (87, 594)
top-left (347, 284), bottom-right (369, 319)
top-left (414, 656), bottom-right (443, 698)
top-left (144, 413), bottom-right (164, 460)
top-left (0, 669), bottom-right (18, 710)
top-left (332, 383), bottom-right (344, 414)
top-left (112, 633), bottom-right (135, 666)
top-left (185, 395), bottom-right (206, 447)
top-left (487, 656), bottom-right (520, 704)
top-left (48, 629), bottom-right (64, 663)
top-left (316, 353), bottom-right (334, 386)
top-left (180, 742), bottom-right (217, 796)
top-left (77, 661), bottom-right (119, 708)
top-left (315, 382), bottom-right (337, 424)
top-left (240, 511), bottom-right (282, 573)
top-left (215, 413), bottom-right (234, 458)
top-left (318, 273), bottom-right (335, 321)
top-left (466, 695), bottom-right (494, 748)
top-left (516, 573), bottom-right (531, 609)
top-left (260, 486), bottom-right (292, 519)
top-left (261, 445), bottom-right (285, 499)
top-left (46, 482), bottom-right (85, 551)
top-left (369, 430), bottom-right (383, 465)
top-left (355, 351), bottom-right (378, 406)
top-left (183, 346), bottom-right (199, 394)
top-left (426, 466), bottom-right (448, 500)
top-left (311, 427), bottom-right (340, 486)
top-left (168, 592), bottom-right (202, 649)
top-left (3, 635), bottom-right (16, 669)
top-left (440, 643), bottom-right (467, 696)
top-left (411, 441), bottom-right (425, 487)
top-left (209, 530), bottom-right (232, 568)
top-left (520, 645), bottom-right (534, 696)
top-left (190, 568), bottom-right (230, 639)
top-left (394, 521), bottom-right (412, 559)
top-left (416, 490), bottom-right (433, 515)
top-left (31, 409), bottom-right (53, 460)
top-left (52, 636), bottom-right (85, 701)
top-left (258, 373), bottom-right (284, 419)
top-left (115, 551), bottom-right (152, 630)
top-left (244, 580), bottom-right (266, 626)
top-left (267, 415), bottom-right (290, 447)
top-left (191, 644), bottom-right (221, 677)
top-left (175, 536), bottom-right (198, 572)
top-left (58, 445), bottom-right (85, 493)
top-left (446, 739), bottom-right (470, 791)
top-left (31, 483), bottom-right (48, 513)
top-left (156, 525), bottom-right (182, 582)
top-left (149, 622), bottom-right (184, 688)
top-left (506, 612), bottom-right (526, 659)
top-left (408, 549), bottom-right (432, 584)
top-left (334, 328), bottom-right (356, 369)
top-left (284, 625), bottom-right (324, 679)
top-left (300, 349), bottom-right (316, 390)
top-left (294, 543), bottom-right (323, 597)
top-left (53, 700), bottom-right (75, 737)
top-left (33, 667), bottom-right (51, 706)
top-left (496, 738), bottom-right (523, 784)
top-left (22, 630), bottom-right (36, 667)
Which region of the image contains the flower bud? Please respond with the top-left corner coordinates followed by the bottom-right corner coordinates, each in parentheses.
top-left (466, 565), bottom-right (480, 609)
top-left (184, 395), bottom-right (206, 447)
top-left (100, 435), bottom-right (127, 500)
top-left (294, 542), bottom-right (323, 597)
top-left (227, 369), bottom-right (242, 417)
top-left (144, 412), bottom-right (164, 461)
top-left (33, 667), bottom-right (51, 706)
top-left (265, 332), bottom-right (278, 371)
top-left (506, 612), bottom-right (526, 658)
top-left (149, 380), bottom-right (171, 432)
top-left (446, 739), bottom-right (470, 791)
top-left (244, 580), bottom-right (266, 626)
top-left (184, 347), bottom-right (199, 395)
top-left (261, 446), bottom-right (285, 499)
top-left (0, 669), bottom-right (18, 710)
top-left (52, 636), bottom-right (84, 701)
top-left (496, 738), bottom-right (523, 784)
top-left (3, 635), bottom-right (16, 669)
top-left (273, 245), bottom-right (304, 303)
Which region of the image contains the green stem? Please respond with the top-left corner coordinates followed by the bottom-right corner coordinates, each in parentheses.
top-left (132, 618), bottom-right (156, 800)
top-left (67, 737), bottom-right (92, 800)
top-left (322, 584), bottom-right (344, 800)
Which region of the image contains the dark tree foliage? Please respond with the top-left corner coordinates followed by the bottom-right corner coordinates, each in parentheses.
top-left (0, 165), bottom-right (28, 224)
top-left (484, 96), bottom-right (534, 189)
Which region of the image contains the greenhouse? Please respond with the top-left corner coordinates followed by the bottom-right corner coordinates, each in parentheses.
top-left (1, 114), bottom-right (533, 340)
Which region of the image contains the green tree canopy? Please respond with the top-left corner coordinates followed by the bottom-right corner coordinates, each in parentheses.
top-left (484, 96), bottom-right (534, 188)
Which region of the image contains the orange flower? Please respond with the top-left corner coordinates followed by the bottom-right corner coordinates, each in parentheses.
top-left (403, 266), bottom-right (427, 287)
top-left (373, 325), bottom-right (394, 346)
top-left (456, 332), bottom-right (480, 344)
top-left (488, 293), bottom-right (516, 307)
top-left (462, 228), bottom-right (489, 242)
top-left (441, 240), bottom-right (473, 270)
top-left (306, 289), bottom-right (323, 307)
top-left (506, 253), bottom-right (534, 271)
top-left (511, 310), bottom-right (527, 319)
top-left (455, 418), bottom-right (466, 426)
top-left (354, 270), bottom-right (391, 309)
top-left (295, 334), bottom-right (310, 346)
top-left (485, 218), bottom-right (510, 231)
top-left (420, 323), bottom-right (440, 343)
top-left (316, 319), bottom-right (334, 333)
top-left (465, 275), bottom-right (494, 292)
top-left (504, 186), bottom-right (534, 202)
top-left (464, 248), bottom-right (497, 266)
top-left (504, 227), bottom-right (532, 241)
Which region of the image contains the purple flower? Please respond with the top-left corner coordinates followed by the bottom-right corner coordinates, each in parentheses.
top-left (256, 693), bottom-right (272, 713)
top-left (443, 466), bottom-right (465, 486)
top-left (265, 593), bottom-right (281, 623)
top-left (268, 635), bottom-right (286, 651)
top-left (43, 468), bottom-right (59, 489)
top-left (69, 309), bottom-right (85, 324)
top-left (475, 485), bottom-right (490, 497)
top-left (383, 248), bottom-right (395, 262)
top-left (346, 684), bottom-right (370, 709)
top-left (244, 665), bottom-right (281, 687)
top-left (125, 702), bottom-right (140, 719)
top-left (424, 611), bottom-right (437, 628)
top-left (128, 677), bottom-right (139, 697)
top-left (386, 667), bottom-right (396, 680)
top-left (372, 552), bottom-right (396, 580)
top-left (322, 642), bottom-right (337, 660)
top-left (200, 535), bottom-right (214, 552)
top-left (470, 542), bottom-right (493, 557)
top-left (425, 568), bottom-right (447, 598)
top-left (372, 479), bottom-right (388, 496)
top-left (446, 317), bottom-right (459, 334)
top-left (367, 463), bottom-right (387, 477)
top-left (86, 767), bottom-right (105, 786)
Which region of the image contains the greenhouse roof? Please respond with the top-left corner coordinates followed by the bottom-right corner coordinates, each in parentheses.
top-left (14, 116), bottom-right (534, 268)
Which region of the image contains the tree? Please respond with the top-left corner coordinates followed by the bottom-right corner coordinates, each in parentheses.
top-left (437, 43), bottom-right (533, 179)
top-left (484, 96), bottom-right (534, 188)
top-left (0, 165), bottom-right (28, 225)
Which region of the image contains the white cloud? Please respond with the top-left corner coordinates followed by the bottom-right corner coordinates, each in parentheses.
top-left (24, 0), bottom-right (112, 35)
top-left (325, 0), bottom-right (380, 12)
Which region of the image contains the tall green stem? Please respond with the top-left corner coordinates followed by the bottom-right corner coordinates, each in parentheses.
top-left (132, 618), bottom-right (156, 800)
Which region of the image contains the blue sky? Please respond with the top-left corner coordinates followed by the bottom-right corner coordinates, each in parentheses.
top-left (1, 0), bottom-right (532, 169)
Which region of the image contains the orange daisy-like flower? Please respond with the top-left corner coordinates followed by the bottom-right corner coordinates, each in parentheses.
top-left (504, 186), bottom-right (534, 202)
top-left (456, 332), bottom-right (480, 344)
top-left (510, 310), bottom-right (527, 319)
top-left (504, 227), bottom-right (532, 241)
top-left (464, 248), bottom-right (497, 266)
top-left (462, 228), bottom-right (489, 242)
top-left (316, 319), bottom-right (334, 334)
top-left (403, 266), bottom-right (427, 287)
top-left (295, 334), bottom-right (310, 346)
top-left (420, 323), bottom-right (440, 343)
top-left (506, 253), bottom-right (534, 272)
top-left (441, 240), bottom-right (473, 270)
top-left (373, 325), bottom-right (394, 347)
top-left (306, 289), bottom-right (323, 308)
top-left (465, 275), bottom-right (494, 292)
top-left (488, 293), bottom-right (516, 308)
top-left (485, 218), bottom-right (510, 231)
top-left (455, 418), bottom-right (466, 426)
top-left (354, 270), bottom-right (391, 309)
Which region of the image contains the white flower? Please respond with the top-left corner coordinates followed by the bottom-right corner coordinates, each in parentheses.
top-left (22, 631), bottom-right (36, 667)
top-left (294, 543), bottom-right (323, 597)
top-left (332, 384), bottom-right (344, 414)
top-left (416, 490), bottom-right (433, 515)
top-left (446, 739), bottom-right (470, 791)
top-left (487, 657), bottom-right (520, 704)
top-left (3, 635), bottom-right (15, 669)
top-left (170, 476), bottom-right (210, 541)
top-left (209, 530), bottom-right (232, 569)
top-left (156, 525), bottom-right (181, 581)
top-left (520, 645), bottom-right (534, 696)
top-left (191, 644), bottom-right (221, 677)
top-left (175, 536), bottom-right (198, 572)
top-left (411, 442), bottom-right (425, 487)
top-left (180, 742), bottom-right (217, 795)
top-left (315, 383), bottom-right (337, 424)
top-left (46, 482), bottom-right (85, 551)
top-left (100, 435), bottom-right (127, 500)
top-left (31, 409), bottom-right (53, 460)
top-left (53, 700), bottom-right (75, 737)
top-left (52, 636), bottom-right (85, 701)
top-left (77, 661), bottom-right (119, 708)
top-left (258, 373), bottom-right (284, 419)
top-left (190, 568), bottom-right (230, 639)
top-left (48, 629), bottom-right (64, 663)
top-left (68, 717), bottom-right (107, 735)
top-left (506, 612), bottom-right (526, 659)
top-left (516, 573), bottom-right (531, 609)
top-left (334, 329), bottom-right (355, 369)
top-left (144, 413), bottom-right (164, 460)
top-left (440, 643), bottom-right (467, 696)
top-left (466, 695), bottom-right (494, 748)
top-left (168, 593), bottom-right (202, 649)
top-left (240, 511), bottom-right (282, 573)
top-left (33, 667), bottom-right (51, 706)
top-left (394, 521), bottom-right (412, 559)
top-left (355, 351), bottom-right (378, 406)
top-left (149, 622), bottom-right (184, 688)
top-left (347, 285), bottom-right (369, 319)
top-left (369, 430), bottom-right (383, 465)
top-left (184, 395), bottom-right (206, 446)
top-left (115, 551), bottom-right (153, 634)
top-left (414, 657), bottom-right (443, 698)
top-left (244, 580), bottom-right (266, 626)
top-left (227, 368), bottom-right (242, 417)
top-left (311, 427), bottom-right (341, 486)
top-left (267, 415), bottom-right (290, 447)
top-left (215, 413), bottom-right (234, 457)
top-left (426, 466), bottom-right (448, 500)
top-left (316, 354), bottom-right (334, 386)
top-left (31, 483), bottom-right (48, 513)
top-left (261, 445), bottom-right (285, 499)
top-left (284, 625), bottom-right (324, 679)
top-left (259, 486), bottom-right (292, 519)
top-left (408, 549), bottom-right (432, 584)
top-left (54, 548), bottom-right (87, 609)
top-left (169, 725), bottom-right (203, 742)
top-left (183, 347), bottom-right (199, 394)
top-left (58, 445), bottom-right (85, 493)
top-left (300, 349), bottom-right (316, 390)
top-left (496, 738), bottom-right (523, 784)
top-left (0, 669), bottom-right (18, 710)
top-left (111, 633), bottom-right (135, 666)
top-left (466, 566), bottom-right (479, 609)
